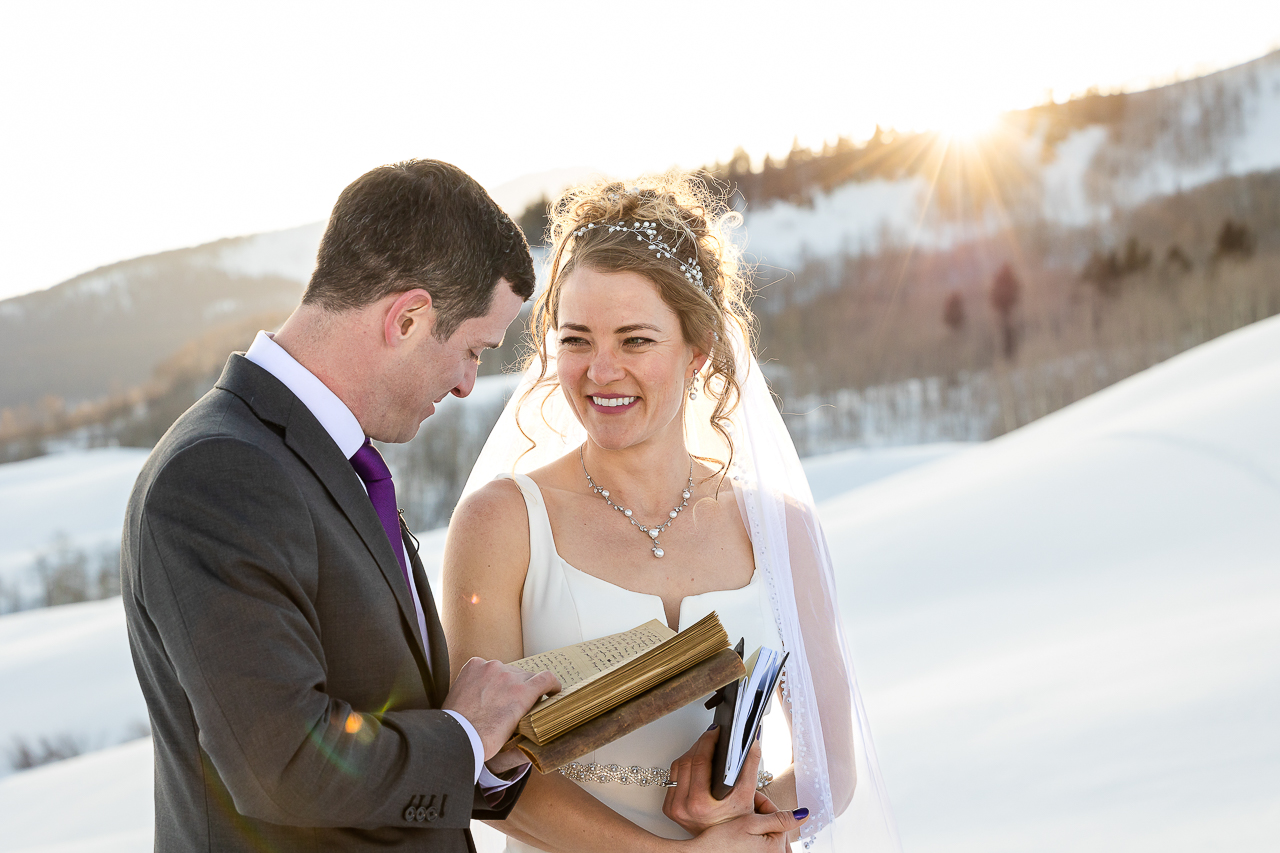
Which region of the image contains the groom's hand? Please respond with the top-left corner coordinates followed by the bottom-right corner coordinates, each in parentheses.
top-left (443, 658), bottom-right (560, 759)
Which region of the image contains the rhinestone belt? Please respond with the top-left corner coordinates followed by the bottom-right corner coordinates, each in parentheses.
top-left (559, 762), bottom-right (774, 790)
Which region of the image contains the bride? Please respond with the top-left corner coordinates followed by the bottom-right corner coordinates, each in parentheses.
top-left (441, 175), bottom-right (898, 852)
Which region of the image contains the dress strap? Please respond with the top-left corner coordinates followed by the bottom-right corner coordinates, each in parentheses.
top-left (495, 472), bottom-right (557, 582)
top-left (495, 473), bottom-right (584, 689)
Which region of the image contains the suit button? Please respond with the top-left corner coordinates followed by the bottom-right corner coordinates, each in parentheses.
top-left (425, 806), bottom-right (440, 822)
top-left (403, 805), bottom-right (416, 822)
top-left (415, 806), bottom-right (427, 821)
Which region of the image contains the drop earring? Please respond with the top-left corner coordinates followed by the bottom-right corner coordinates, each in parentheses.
top-left (688, 372), bottom-right (700, 401)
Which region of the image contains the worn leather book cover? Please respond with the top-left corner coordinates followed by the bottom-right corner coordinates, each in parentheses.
top-left (510, 612), bottom-right (731, 746)
top-left (512, 647), bottom-right (747, 774)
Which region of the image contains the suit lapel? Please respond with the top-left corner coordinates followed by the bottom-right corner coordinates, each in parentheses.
top-left (403, 520), bottom-right (451, 707)
top-left (215, 355), bottom-right (430, 667)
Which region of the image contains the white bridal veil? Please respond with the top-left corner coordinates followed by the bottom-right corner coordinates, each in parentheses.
top-left (460, 326), bottom-right (901, 852)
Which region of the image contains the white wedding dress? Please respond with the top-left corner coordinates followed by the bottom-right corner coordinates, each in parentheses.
top-left (464, 327), bottom-right (901, 851)
top-left (500, 472), bottom-right (783, 849)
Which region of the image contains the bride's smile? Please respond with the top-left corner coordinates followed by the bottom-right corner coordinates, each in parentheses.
top-left (588, 394), bottom-right (637, 409)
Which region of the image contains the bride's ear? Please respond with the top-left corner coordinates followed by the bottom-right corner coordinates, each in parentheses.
top-left (689, 333), bottom-right (714, 377)
top-left (688, 349), bottom-right (709, 378)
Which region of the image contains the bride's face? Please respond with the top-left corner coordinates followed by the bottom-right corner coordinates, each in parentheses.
top-left (555, 267), bottom-right (704, 452)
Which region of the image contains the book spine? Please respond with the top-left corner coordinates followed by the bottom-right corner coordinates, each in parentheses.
top-left (515, 648), bottom-right (747, 774)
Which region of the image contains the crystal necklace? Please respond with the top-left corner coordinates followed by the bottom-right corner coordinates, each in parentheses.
top-left (579, 446), bottom-right (694, 559)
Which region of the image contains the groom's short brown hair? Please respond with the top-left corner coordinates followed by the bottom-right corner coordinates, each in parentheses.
top-left (304, 159), bottom-right (535, 340)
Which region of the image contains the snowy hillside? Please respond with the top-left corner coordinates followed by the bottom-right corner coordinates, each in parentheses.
top-left (207, 222), bottom-right (324, 283)
top-left (0, 232), bottom-right (305, 411)
top-left (0, 737), bottom-right (153, 853)
top-left (0, 370), bottom-right (528, 603)
top-left (2, 313), bottom-right (1277, 851)
top-left (745, 50), bottom-right (1280, 269)
top-left (0, 599), bottom-right (149, 780)
top-left (744, 177), bottom-right (928, 268)
top-left (1086, 50), bottom-right (1280, 209)
top-left (822, 313), bottom-right (1280, 852)
top-left (0, 448), bottom-right (149, 604)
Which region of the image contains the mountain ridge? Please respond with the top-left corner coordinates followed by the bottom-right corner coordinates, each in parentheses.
top-left (2, 49), bottom-right (1276, 436)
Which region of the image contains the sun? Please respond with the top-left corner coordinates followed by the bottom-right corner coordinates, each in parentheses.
top-left (894, 90), bottom-right (1007, 145)
top-left (930, 103), bottom-right (1003, 144)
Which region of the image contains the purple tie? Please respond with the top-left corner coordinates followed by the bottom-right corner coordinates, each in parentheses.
top-left (349, 438), bottom-right (411, 589)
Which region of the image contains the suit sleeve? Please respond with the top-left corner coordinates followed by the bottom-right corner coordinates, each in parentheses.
top-left (135, 436), bottom-right (484, 830)
top-left (471, 769), bottom-right (530, 819)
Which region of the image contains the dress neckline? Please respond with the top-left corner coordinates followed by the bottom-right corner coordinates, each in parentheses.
top-left (558, 560), bottom-right (761, 633)
top-left (510, 472), bottom-right (760, 633)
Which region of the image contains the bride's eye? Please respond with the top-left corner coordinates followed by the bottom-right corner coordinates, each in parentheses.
top-left (623, 336), bottom-right (655, 348)
top-left (559, 336), bottom-right (588, 347)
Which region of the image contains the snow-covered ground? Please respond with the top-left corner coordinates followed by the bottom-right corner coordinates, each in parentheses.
top-left (1, 314), bottom-right (1278, 851)
top-left (0, 599), bottom-right (148, 780)
top-left (1038, 124), bottom-right (1110, 224)
top-left (0, 449), bottom-right (150, 603)
top-left (801, 442), bottom-right (972, 503)
top-left (747, 52), bottom-right (1280, 268)
top-left (745, 178), bottom-right (928, 270)
top-left (0, 738), bottom-right (153, 853)
top-left (1100, 51), bottom-right (1280, 210)
top-left (212, 221), bottom-right (325, 283)
top-left (823, 313), bottom-right (1280, 852)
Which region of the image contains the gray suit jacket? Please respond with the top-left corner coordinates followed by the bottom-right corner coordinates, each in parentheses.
top-left (122, 354), bottom-right (524, 852)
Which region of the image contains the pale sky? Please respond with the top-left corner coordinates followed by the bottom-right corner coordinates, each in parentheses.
top-left (2, 0), bottom-right (1277, 301)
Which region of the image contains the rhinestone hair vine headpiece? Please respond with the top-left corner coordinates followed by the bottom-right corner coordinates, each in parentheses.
top-left (571, 220), bottom-right (712, 299)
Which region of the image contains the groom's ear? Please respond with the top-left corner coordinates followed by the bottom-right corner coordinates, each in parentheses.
top-left (383, 288), bottom-right (435, 345)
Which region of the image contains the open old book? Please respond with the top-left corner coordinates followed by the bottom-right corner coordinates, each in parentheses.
top-left (505, 611), bottom-right (746, 773)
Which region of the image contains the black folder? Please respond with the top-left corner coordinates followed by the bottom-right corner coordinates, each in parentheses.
top-left (705, 639), bottom-right (788, 800)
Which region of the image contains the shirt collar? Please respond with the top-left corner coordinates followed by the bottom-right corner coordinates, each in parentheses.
top-left (244, 331), bottom-right (366, 459)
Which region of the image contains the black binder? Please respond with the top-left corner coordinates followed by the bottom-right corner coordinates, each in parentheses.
top-left (706, 638), bottom-right (745, 800)
top-left (705, 639), bottom-right (789, 800)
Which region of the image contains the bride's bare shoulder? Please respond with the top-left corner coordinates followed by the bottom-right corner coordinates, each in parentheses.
top-left (447, 477), bottom-right (531, 572)
top-left (448, 449), bottom-right (571, 535)
top-left (454, 476), bottom-right (526, 523)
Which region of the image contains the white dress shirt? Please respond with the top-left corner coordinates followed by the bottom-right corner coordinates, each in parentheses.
top-left (245, 331), bottom-right (521, 791)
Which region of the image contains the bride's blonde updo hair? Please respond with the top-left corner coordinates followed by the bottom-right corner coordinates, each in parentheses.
top-left (520, 172), bottom-right (754, 471)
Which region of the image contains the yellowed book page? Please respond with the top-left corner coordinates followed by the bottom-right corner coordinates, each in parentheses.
top-left (512, 620), bottom-right (675, 710)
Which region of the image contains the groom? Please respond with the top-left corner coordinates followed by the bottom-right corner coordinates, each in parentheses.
top-left (121, 160), bottom-right (559, 852)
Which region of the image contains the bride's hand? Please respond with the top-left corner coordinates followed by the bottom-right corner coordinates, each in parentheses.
top-left (680, 799), bottom-right (809, 853)
top-left (663, 726), bottom-right (768, 834)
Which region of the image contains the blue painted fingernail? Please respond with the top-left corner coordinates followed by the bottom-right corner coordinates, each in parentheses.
top-left (706, 723), bottom-right (718, 731)
top-left (793, 807), bottom-right (810, 820)
top-left (755, 728), bottom-right (762, 741)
